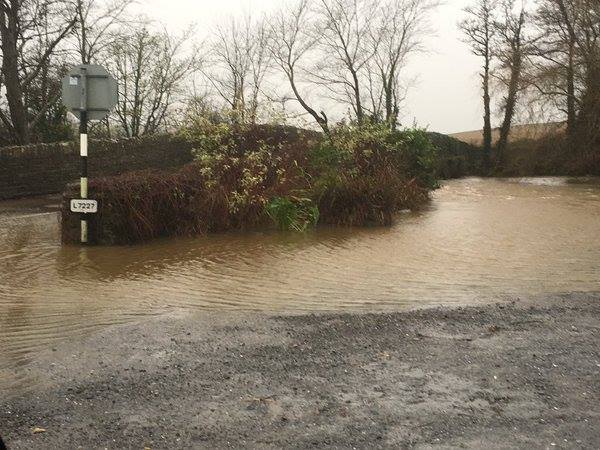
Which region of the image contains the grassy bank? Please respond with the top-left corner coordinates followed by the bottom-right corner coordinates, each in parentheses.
top-left (499, 134), bottom-right (600, 177)
top-left (450, 123), bottom-right (600, 177)
top-left (63, 123), bottom-right (466, 245)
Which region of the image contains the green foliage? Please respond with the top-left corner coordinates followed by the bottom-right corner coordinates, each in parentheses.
top-left (306, 124), bottom-right (436, 225)
top-left (310, 123), bottom-right (439, 187)
top-left (181, 120), bottom-right (237, 156)
top-left (266, 196), bottom-right (319, 232)
top-left (401, 128), bottom-right (439, 188)
top-left (308, 139), bottom-right (350, 171)
top-left (68, 124), bottom-right (441, 244)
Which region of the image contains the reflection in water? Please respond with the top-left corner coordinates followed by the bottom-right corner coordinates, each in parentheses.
top-left (1, 178), bottom-right (600, 392)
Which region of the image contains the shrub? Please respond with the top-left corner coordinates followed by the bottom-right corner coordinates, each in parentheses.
top-left (316, 167), bottom-right (428, 226)
top-left (316, 124), bottom-right (438, 184)
top-left (62, 168), bottom-right (230, 245)
top-left (62, 123), bottom-right (438, 244)
top-left (309, 124), bottom-right (434, 226)
top-left (266, 196), bottom-right (319, 231)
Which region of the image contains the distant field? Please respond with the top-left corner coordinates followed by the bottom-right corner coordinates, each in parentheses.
top-left (450, 122), bottom-right (565, 146)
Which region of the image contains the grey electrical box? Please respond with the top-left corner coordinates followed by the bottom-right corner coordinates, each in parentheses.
top-left (61, 64), bottom-right (118, 121)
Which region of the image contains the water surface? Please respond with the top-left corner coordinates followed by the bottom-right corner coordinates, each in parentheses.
top-left (1, 177), bottom-right (599, 392)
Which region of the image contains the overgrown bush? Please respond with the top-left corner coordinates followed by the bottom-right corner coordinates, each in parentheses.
top-left (310, 124), bottom-right (438, 187)
top-left (62, 123), bottom-right (440, 244)
top-left (307, 124), bottom-right (434, 225)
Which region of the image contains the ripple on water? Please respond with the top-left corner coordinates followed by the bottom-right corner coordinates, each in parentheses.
top-left (1, 177), bottom-right (600, 394)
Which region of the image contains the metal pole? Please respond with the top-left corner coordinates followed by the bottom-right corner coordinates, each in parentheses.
top-left (80, 68), bottom-right (88, 244)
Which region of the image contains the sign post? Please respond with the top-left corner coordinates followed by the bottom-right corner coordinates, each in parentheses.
top-left (79, 67), bottom-right (89, 243)
top-left (62, 64), bottom-right (118, 244)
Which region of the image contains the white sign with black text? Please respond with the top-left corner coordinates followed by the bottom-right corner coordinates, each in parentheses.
top-left (70, 199), bottom-right (98, 214)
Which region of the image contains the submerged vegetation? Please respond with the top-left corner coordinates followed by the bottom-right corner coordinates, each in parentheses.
top-left (266, 197), bottom-right (320, 232)
top-left (62, 123), bottom-right (452, 244)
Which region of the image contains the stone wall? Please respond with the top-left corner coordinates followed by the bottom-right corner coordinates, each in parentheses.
top-left (0, 135), bottom-right (194, 200)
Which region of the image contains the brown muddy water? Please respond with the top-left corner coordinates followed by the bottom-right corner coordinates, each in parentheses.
top-left (1, 177), bottom-right (600, 393)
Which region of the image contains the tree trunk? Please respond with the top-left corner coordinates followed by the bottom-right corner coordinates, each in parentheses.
top-left (565, 42), bottom-right (577, 140)
top-left (350, 68), bottom-right (363, 125)
top-left (496, 57), bottom-right (521, 166)
top-left (382, 72), bottom-right (398, 130)
top-left (0, 3), bottom-right (30, 144)
top-left (288, 68), bottom-right (329, 135)
top-left (77, 0), bottom-right (90, 64)
top-left (482, 59), bottom-right (492, 173)
top-left (384, 78), bottom-right (393, 129)
top-left (576, 62), bottom-right (600, 150)
top-left (555, 0), bottom-right (577, 141)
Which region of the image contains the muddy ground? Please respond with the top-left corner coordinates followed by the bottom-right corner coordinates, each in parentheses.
top-left (1, 293), bottom-right (599, 449)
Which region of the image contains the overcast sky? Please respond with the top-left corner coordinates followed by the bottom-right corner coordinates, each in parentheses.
top-left (143, 0), bottom-right (483, 134)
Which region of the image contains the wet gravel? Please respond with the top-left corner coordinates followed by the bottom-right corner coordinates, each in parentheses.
top-left (1, 293), bottom-right (599, 449)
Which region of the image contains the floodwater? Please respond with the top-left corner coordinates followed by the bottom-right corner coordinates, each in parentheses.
top-left (1, 177), bottom-right (600, 392)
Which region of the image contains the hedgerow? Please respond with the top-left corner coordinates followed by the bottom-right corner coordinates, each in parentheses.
top-left (62, 123), bottom-right (439, 244)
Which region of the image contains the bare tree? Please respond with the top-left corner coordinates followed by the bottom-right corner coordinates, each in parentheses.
top-left (368, 0), bottom-right (436, 129)
top-left (313, 0), bottom-right (374, 124)
top-left (527, 0), bottom-right (584, 141)
top-left (266, 0), bottom-right (437, 132)
top-left (268, 0), bottom-right (330, 134)
top-left (571, 0), bottom-right (600, 147)
top-left (460, 0), bottom-right (497, 171)
top-left (73, 0), bottom-right (133, 64)
top-left (106, 24), bottom-right (200, 137)
top-left (0, 0), bottom-right (77, 144)
top-left (505, 0), bottom-right (599, 150)
top-left (208, 15), bottom-right (271, 125)
top-left (248, 19), bottom-right (271, 125)
top-left (493, 0), bottom-right (527, 163)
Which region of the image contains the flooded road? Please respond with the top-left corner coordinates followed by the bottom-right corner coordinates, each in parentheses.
top-left (1, 177), bottom-right (600, 392)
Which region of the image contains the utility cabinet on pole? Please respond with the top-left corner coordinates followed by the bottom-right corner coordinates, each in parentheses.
top-left (62, 64), bottom-right (118, 244)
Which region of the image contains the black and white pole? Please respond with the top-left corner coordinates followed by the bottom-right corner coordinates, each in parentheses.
top-left (79, 67), bottom-right (89, 244)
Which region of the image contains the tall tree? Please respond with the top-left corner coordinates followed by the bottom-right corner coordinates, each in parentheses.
top-left (269, 0), bottom-right (330, 134)
top-left (73, 0), bottom-right (132, 64)
top-left (572, 0), bottom-right (600, 148)
top-left (368, 0), bottom-right (436, 129)
top-left (0, 0), bottom-right (77, 144)
top-left (460, 0), bottom-right (497, 172)
top-left (314, 0), bottom-right (373, 125)
top-left (106, 24), bottom-right (200, 137)
top-left (519, 0), bottom-right (600, 149)
top-left (529, 0), bottom-right (581, 139)
top-left (493, 0), bottom-right (527, 164)
top-left (208, 15), bottom-right (271, 125)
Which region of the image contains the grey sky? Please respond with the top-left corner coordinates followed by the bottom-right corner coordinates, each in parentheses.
top-left (143, 0), bottom-right (483, 134)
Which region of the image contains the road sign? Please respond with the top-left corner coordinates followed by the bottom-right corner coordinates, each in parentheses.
top-left (70, 199), bottom-right (98, 214)
top-left (62, 64), bottom-right (118, 244)
top-left (61, 64), bottom-right (118, 121)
